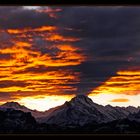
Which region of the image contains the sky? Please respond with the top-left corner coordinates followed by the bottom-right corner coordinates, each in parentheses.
top-left (0, 6), bottom-right (140, 111)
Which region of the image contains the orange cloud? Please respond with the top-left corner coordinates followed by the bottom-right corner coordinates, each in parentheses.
top-left (90, 70), bottom-right (140, 96)
top-left (110, 98), bottom-right (129, 102)
top-left (57, 44), bottom-right (77, 51)
top-left (0, 16), bottom-right (87, 111)
top-left (0, 39), bottom-right (82, 94)
top-left (46, 34), bottom-right (80, 42)
top-left (7, 25), bottom-right (57, 34)
top-left (117, 70), bottom-right (140, 76)
top-left (33, 26), bottom-right (57, 32)
top-left (14, 41), bottom-right (32, 47)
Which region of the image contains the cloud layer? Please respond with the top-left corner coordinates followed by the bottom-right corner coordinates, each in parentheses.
top-left (0, 6), bottom-right (140, 103)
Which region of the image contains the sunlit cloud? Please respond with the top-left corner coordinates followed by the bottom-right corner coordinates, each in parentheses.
top-left (0, 7), bottom-right (85, 111)
top-left (110, 98), bottom-right (129, 102)
top-left (89, 93), bottom-right (140, 107)
top-left (7, 25), bottom-right (57, 34)
top-left (89, 70), bottom-right (140, 96)
top-left (45, 34), bottom-right (80, 42)
top-left (1, 6), bottom-right (140, 111)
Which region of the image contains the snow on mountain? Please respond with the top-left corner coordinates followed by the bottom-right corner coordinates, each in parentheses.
top-left (37, 95), bottom-right (108, 126)
top-left (0, 102), bottom-right (48, 119)
top-left (1, 96), bottom-right (140, 127)
top-left (1, 102), bottom-right (29, 110)
top-left (38, 95), bottom-right (140, 126)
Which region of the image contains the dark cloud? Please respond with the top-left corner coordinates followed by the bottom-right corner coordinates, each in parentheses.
top-left (0, 80), bottom-right (30, 88)
top-left (1, 6), bottom-right (140, 96)
top-left (57, 7), bottom-right (140, 39)
top-left (0, 53), bottom-right (12, 60)
top-left (0, 92), bottom-right (17, 102)
top-left (12, 65), bottom-right (49, 74)
top-left (0, 6), bottom-right (55, 29)
top-left (54, 6), bottom-right (140, 94)
top-left (0, 31), bottom-right (14, 49)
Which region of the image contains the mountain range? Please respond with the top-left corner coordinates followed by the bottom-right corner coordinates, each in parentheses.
top-left (1, 95), bottom-right (140, 134)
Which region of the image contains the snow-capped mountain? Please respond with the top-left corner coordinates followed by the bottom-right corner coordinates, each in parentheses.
top-left (1, 95), bottom-right (140, 127)
top-left (0, 102), bottom-right (49, 119)
top-left (38, 95), bottom-right (109, 125)
top-left (104, 105), bottom-right (139, 120)
top-left (1, 102), bottom-right (29, 110)
top-left (38, 95), bottom-right (140, 126)
top-left (0, 95), bottom-right (140, 133)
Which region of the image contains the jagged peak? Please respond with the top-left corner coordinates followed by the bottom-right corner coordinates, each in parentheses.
top-left (69, 94), bottom-right (96, 106)
top-left (2, 101), bottom-right (20, 106)
top-left (72, 94), bottom-right (91, 101)
top-left (126, 105), bottom-right (137, 109)
top-left (105, 104), bottom-right (113, 108)
top-left (1, 101), bottom-right (27, 109)
top-left (76, 94), bottom-right (88, 98)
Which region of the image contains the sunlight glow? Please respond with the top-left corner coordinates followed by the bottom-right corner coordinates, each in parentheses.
top-left (89, 93), bottom-right (140, 107)
top-left (18, 95), bottom-right (75, 111)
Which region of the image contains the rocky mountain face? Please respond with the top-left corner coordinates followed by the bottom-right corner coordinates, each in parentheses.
top-left (37, 95), bottom-right (140, 126)
top-left (0, 108), bottom-right (37, 133)
top-left (0, 102), bottom-right (50, 119)
top-left (0, 95), bottom-right (140, 134)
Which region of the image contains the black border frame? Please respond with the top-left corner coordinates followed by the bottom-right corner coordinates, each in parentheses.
top-left (0, 0), bottom-right (140, 137)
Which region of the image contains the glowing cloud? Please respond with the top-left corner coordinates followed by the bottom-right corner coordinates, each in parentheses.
top-left (7, 25), bottom-right (57, 34)
top-left (89, 70), bottom-right (140, 96)
top-left (2, 6), bottom-right (140, 111)
top-left (89, 93), bottom-right (140, 107)
top-left (46, 34), bottom-right (80, 42)
top-left (110, 98), bottom-right (129, 102)
top-left (0, 7), bottom-right (85, 111)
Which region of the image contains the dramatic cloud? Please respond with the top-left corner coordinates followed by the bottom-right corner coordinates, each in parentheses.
top-left (89, 69), bottom-right (140, 96)
top-left (110, 98), bottom-right (129, 102)
top-left (0, 6), bottom-right (140, 110)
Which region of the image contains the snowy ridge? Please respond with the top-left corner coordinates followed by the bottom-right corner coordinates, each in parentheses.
top-left (0, 95), bottom-right (140, 126)
top-left (0, 102), bottom-right (50, 119)
top-left (38, 95), bottom-right (140, 126)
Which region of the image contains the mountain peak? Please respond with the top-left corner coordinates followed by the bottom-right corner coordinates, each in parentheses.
top-left (69, 94), bottom-right (94, 106)
top-left (1, 102), bottom-right (26, 109)
top-left (73, 94), bottom-right (88, 100)
top-left (76, 94), bottom-right (88, 98)
top-left (73, 94), bottom-right (90, 100)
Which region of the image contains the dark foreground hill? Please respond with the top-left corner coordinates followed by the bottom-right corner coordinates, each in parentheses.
top-left (0, 109), bottom-right (37, 133)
